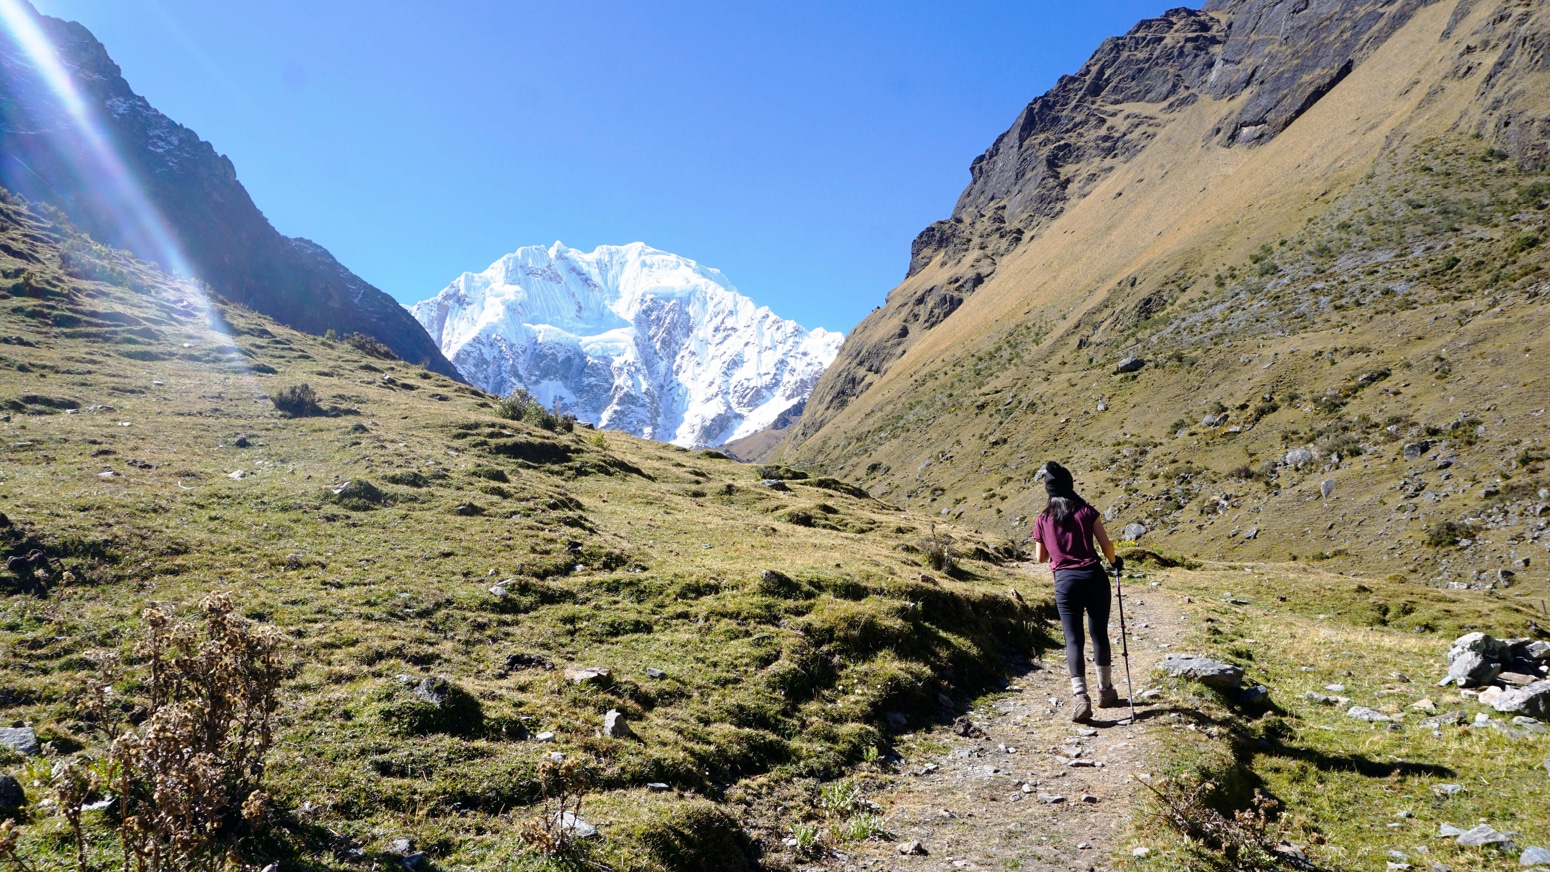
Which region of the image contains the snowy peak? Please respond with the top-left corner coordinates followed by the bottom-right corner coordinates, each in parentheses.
top-left (412, 243), bottom-right (842, 447)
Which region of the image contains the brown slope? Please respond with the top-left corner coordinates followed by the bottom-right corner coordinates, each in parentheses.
top-left (781, 0), bottom-right (1550, 592)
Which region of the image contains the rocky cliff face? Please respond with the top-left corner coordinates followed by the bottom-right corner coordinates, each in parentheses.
top-left (791, 0), bottom-right (1470, 446)
top-left (412, 242), bottom-right (842, 447)
top-left (0, 4), bottom-right (459, 378)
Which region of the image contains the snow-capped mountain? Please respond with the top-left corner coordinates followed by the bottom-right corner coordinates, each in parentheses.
top-left (411, 243), bottom-right (843, 447)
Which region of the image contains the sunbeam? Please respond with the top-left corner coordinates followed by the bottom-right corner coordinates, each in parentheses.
top-left (0, 0), bottom-right (245, 358)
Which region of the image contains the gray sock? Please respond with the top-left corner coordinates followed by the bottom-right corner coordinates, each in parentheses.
top-left (1071, 676), bottom-right (1088, 696)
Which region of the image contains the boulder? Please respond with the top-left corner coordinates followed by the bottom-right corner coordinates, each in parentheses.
top-left (1284, 448), bottom-right (1315, 467)
top-left (1528, 641), bottom-right (1550, 660)
top-left (1157, 654), bottom-right (1243, 690)
top-left (1446, 651), bottom-right (1503, 688)
top-left (1449, 632), bottom-right (1510, 663)
top-left (758, 479), bottom-right (790, 492)
top-left (1521, 846), bottom-right (1550, 866)
top-left (1491, 680), bottom-right (1550, 721)
top-left (602, 709), bottom-right (636, 740)
top-left (1321, 479), bottom-right (1336, 499)
top-left (0, 727), bottom-right (38, 757)
top-left (1402, 441), bottom-right (1431, 461)
top-left (1121, 522), bottom-right (1147, 541)
top-left (1113, 356), bottom-right (1146, 374)
top-left (0, 774), bottom-right (23, 812)
top-left (898, 840), bottom-right (928, 856)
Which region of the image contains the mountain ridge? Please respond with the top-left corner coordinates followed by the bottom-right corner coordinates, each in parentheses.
top-left (0, 2), bottom-right (460, 378)
top-left (412, 241), bottom-right (842, 447)
top-left (778, 0), bottom-right (1550, 589)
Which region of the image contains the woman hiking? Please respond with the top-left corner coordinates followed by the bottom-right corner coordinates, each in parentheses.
top-left (1027, 461), bottom-right (1123, 723)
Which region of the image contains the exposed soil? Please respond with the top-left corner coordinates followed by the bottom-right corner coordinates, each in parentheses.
top-left (805, 569), bottom-right (1186, 871)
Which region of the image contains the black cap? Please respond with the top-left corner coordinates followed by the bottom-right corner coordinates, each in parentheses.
top-left (1043, 461), bottom-right (1076, 498)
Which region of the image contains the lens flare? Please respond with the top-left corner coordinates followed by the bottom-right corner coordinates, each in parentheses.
top-left (0, 0), bottom-right (247, 366)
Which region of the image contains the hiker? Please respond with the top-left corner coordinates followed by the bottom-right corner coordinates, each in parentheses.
top-left (1026, 461), bottom-right (1123, 723)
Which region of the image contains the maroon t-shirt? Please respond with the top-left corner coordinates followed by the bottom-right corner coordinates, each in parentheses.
top-left (1031, 505), bottom-right (1102, 571)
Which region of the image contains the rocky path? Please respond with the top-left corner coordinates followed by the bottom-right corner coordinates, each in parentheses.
top-left (829, 572), bottom-right (1186, 872)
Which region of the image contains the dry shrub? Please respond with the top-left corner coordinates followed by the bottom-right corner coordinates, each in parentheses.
top-left (108, 593), bottom-right (285, 872)
top-left (1141, 776), bottom-right (1312, 871)
top-left (921, 524), bottom-right (956, 573)
top-left (517, 755), bottom-right (593, 858)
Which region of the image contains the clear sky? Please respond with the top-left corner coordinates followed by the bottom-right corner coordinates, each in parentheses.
top-left (33, 1), bottom-right (1176, 333)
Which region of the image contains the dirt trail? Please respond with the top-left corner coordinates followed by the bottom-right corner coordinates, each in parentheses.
top-left (832, 569), bottom-right (1187, 872)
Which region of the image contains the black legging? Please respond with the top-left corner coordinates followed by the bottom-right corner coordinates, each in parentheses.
top-left (1053, 565), bottom-right (1112, 678)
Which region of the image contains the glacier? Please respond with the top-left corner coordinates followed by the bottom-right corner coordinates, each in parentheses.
top-left (410, 242), bottom-right (843, 447)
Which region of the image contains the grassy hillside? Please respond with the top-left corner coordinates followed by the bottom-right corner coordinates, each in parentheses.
top-left (0, 191), bottom-right (1043, 870)
top-left (780, 0), bottom-right (1550, 603)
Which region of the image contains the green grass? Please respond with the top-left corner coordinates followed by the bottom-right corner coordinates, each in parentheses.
top-left (0, 190), bottom-right (1047, 870)
top-left (1114, 563), bottom-right (1547, 871)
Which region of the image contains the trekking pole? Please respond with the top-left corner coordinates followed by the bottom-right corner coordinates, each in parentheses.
top-left (1114, 561), bottom-right (1138, 724)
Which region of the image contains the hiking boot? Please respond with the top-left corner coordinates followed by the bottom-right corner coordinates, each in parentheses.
top-left (1071, 693), bottom-right (1093, 724)
top-left (1097, 685), bottom-right (1121, 708)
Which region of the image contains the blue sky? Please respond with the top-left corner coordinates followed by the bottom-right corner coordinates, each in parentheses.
top-left (34, 1), bottom-right (1175, 333)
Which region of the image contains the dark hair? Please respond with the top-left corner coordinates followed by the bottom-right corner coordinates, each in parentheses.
top-left (1042, 493), bottom-right (1089, 524)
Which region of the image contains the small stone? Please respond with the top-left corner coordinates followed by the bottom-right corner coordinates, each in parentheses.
top-left (645, 667), bottom-right (666, 679)
top-left (1080, 794), bottom-right (1098, 803)
top-left (1132, 846), bottom-right (1151, 858)
top-left (602, 709), bottom-right (635, 740)
top-left (411, 677), bottom-right (450, 707)
top-left (1037, 793), bottom-right (1066, 804)
top-left (1527, 641), bottom-right (1550, 660)
top-left (646, 782), bottom-right (670, 792)
top-left (389, 838), bottom-right (414, 855)
top-left (1440, 823), bottom-right (1467, 836)
top-left (0, 727), bottom-right (39, 756)
top-left (885, 711), bottom-right (908, 729)
top-left (564, 667), bottom-right (612, 687)
top-left (1325, 683), bottom-right (1346, 693)
top-left (1411, 698), bottom-right (1437, 712)
top-left (535, 731), bottom-right (556, 742)
top-left (1321, 479), bottom-right (1336, 499)
top-left (759, 479), bottom-right (790, 491)
top-left (1500, 672), bottom-right (1538, 686)
top-left (1432, 784), bottom-right (1464, 798)
top-left (1113, 356), bottom-right (1146, 374)
top-left (1403, 441), bottom-right (1431, 461)
top-left (401, 853), bottom-right (427, 870)
top-left (898, 840), bottom-right (928, 856)
top-left (1420, 709), bottom-right (1465, 729)
top-left (1520, 846), bottom-right (1550, 866)
top-left (553, 811), bottom-right (598, 839)
top-left (1239, 685), bottom-right (1271, 705)
top-left (1122, 522), bottom-right (1147, 541)
top-left (1457, 824), bottom-right (1515, 851)
top-left (0, 775), bottom-right (24, 811)
top-left (1347, 706), bottom-right (1394, 723)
